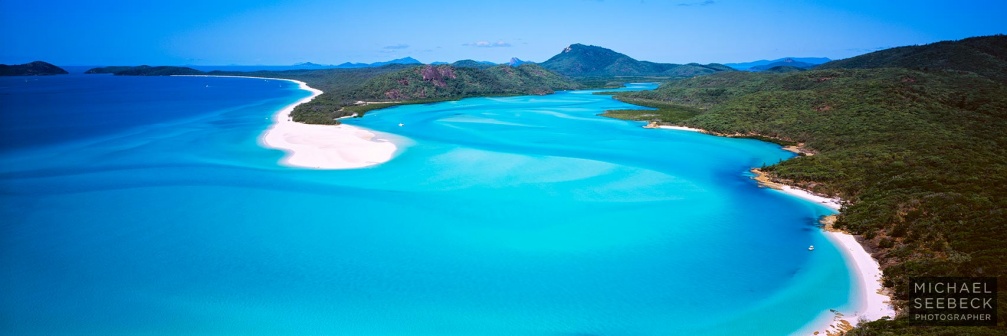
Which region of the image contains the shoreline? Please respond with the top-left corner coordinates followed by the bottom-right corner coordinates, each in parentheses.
top-left (176, 75), bottom-right (399, 169)
top-left (657, 125), bottom-right (703, 132)
top-left (812, 226), bottom-right (896, 335)
top-left (655, 125), bottom-right (895, 335)
top-left (750, 168), bottom-right (842, 211)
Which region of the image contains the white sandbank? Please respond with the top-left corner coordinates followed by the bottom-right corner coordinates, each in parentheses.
top-left (657, 125), bottom-right (704, 132)
top-left (176, 75), bottom-right (398, 169)
top-left (259, 81), bottom-right (397, 169)
top-left (776, 185), bottom-right (842, 211)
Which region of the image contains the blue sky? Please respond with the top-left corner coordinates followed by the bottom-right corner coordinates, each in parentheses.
top-left (1, 0), bottom-right (1004, 65)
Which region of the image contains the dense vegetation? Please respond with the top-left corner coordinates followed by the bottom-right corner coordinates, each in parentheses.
top-left (0, 61), bottom-right (68, 76)
top-left (817, 35), bottom-right (1007, 84)
top-left (540, 43), bottom-right (733, 78)
top-left (284, 63), bottom-right (579, 124)
top-left (613, 35), bottom-right (1007, 335)
top-left (213, 66), bottom-right (413, 124)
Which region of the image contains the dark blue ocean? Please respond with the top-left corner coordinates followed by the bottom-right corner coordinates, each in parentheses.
top-left (1, 75), bottom-right (856, 335)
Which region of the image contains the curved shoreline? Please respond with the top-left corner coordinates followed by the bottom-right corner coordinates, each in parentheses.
top-left (656, 125), bottom-right (895, 335)
top-left (176, 75), bottom-right (399, 169)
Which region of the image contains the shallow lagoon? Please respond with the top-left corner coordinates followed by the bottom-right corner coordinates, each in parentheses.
top-left (1, 77), bottom-right (854, 335)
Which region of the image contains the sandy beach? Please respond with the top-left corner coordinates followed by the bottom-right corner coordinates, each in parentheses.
top-left (657, 125), bottom-right (704, 132)
top-left (818, 230), bottom-right (896, 327)
top-left (727, 149), bottom-right (893, 334)
top-left (766, 181), bottom-right (895, 334)
top-left (176, 75), bottom-right (399, 169)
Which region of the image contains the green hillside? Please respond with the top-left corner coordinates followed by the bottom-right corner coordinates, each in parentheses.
top-left (75, 63), bottom-right (578, 125)
top-left (614, 36), bottom-right (1007, 335)
top-left (540, 43), bottom-right (732, 78)
top-left (287, 63), bottom-right (579, 124)
top-left (816, 34), bottom-right (1007, 83)
top-left (356, 64), bottom-right (576, 100)
top-left (214, 65), bottom-right (414, 124)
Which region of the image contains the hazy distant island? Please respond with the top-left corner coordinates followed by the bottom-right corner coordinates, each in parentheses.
top-left (724, 57), bottom-right (832, 71)
top-left (85, 65), bottom-right (204, 76)
top-left (0, 61), bottom-right (68, 76)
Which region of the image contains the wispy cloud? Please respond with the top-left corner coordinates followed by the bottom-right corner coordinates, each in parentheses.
top-left (677, 0), bottom-right (715, 6)
top-left (382, 44), bottom-right (409, 50)
top-left (462, 41), bottom-right (512, 48)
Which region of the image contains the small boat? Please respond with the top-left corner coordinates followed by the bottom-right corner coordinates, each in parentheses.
top-left (398, 123), bottom-right (404, 127)
top-left (808, 245), bottom-right (815, 251)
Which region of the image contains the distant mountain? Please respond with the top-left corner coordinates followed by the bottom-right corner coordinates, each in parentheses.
top-left (816, 34), bottom-right (1007, 83)
top-left (335, 57), bottom-right (422, 69)
top-left (762, 65), bottom-right (806, 73)
top-left (748, 58), bottom-right (819, 71)
top-left (451, 59), bottom-right (497, 68)
top-left (0, 61), bottom-right (69, 76)
top-left (85, 65), bottom-right (203, 76)
top-left (724, 57), bottom-right (831, 71)
top-left (540, 43), bottom-right (731, 78)
top-left (508, 57), bottom-right (532, 66)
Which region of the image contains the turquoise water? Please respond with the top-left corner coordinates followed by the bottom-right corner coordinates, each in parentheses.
top-left (1, 76), bottom-right (853, 335)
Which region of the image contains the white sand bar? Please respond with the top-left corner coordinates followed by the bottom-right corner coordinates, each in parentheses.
top-left (176, 75), bottom-right (399, 169)
top-left (778, 185), bottom-right (842, 211)
top-left (260, 80), bottom-right (397, 169)
top-left (657, 125), bottom-right (704, 132)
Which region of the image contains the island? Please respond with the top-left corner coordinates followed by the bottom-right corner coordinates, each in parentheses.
top-left (85, 65), bottom-right (204, 76)
top-left (0, 61), bottom-right (68, 76)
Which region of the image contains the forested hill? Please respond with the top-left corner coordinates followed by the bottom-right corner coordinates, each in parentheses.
top-left (356, 63), bottom-right (577, 100)
top-left (290, 63), bottom-right (580, 124)
top-left (541, 43), bottom-right (733, 78)
top-left (816, 34), bottom-right (1007, 83)
top-left (612, 36), bottom-right (1007, 335)
top-left (0, 61), bottom-right (68, 76)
